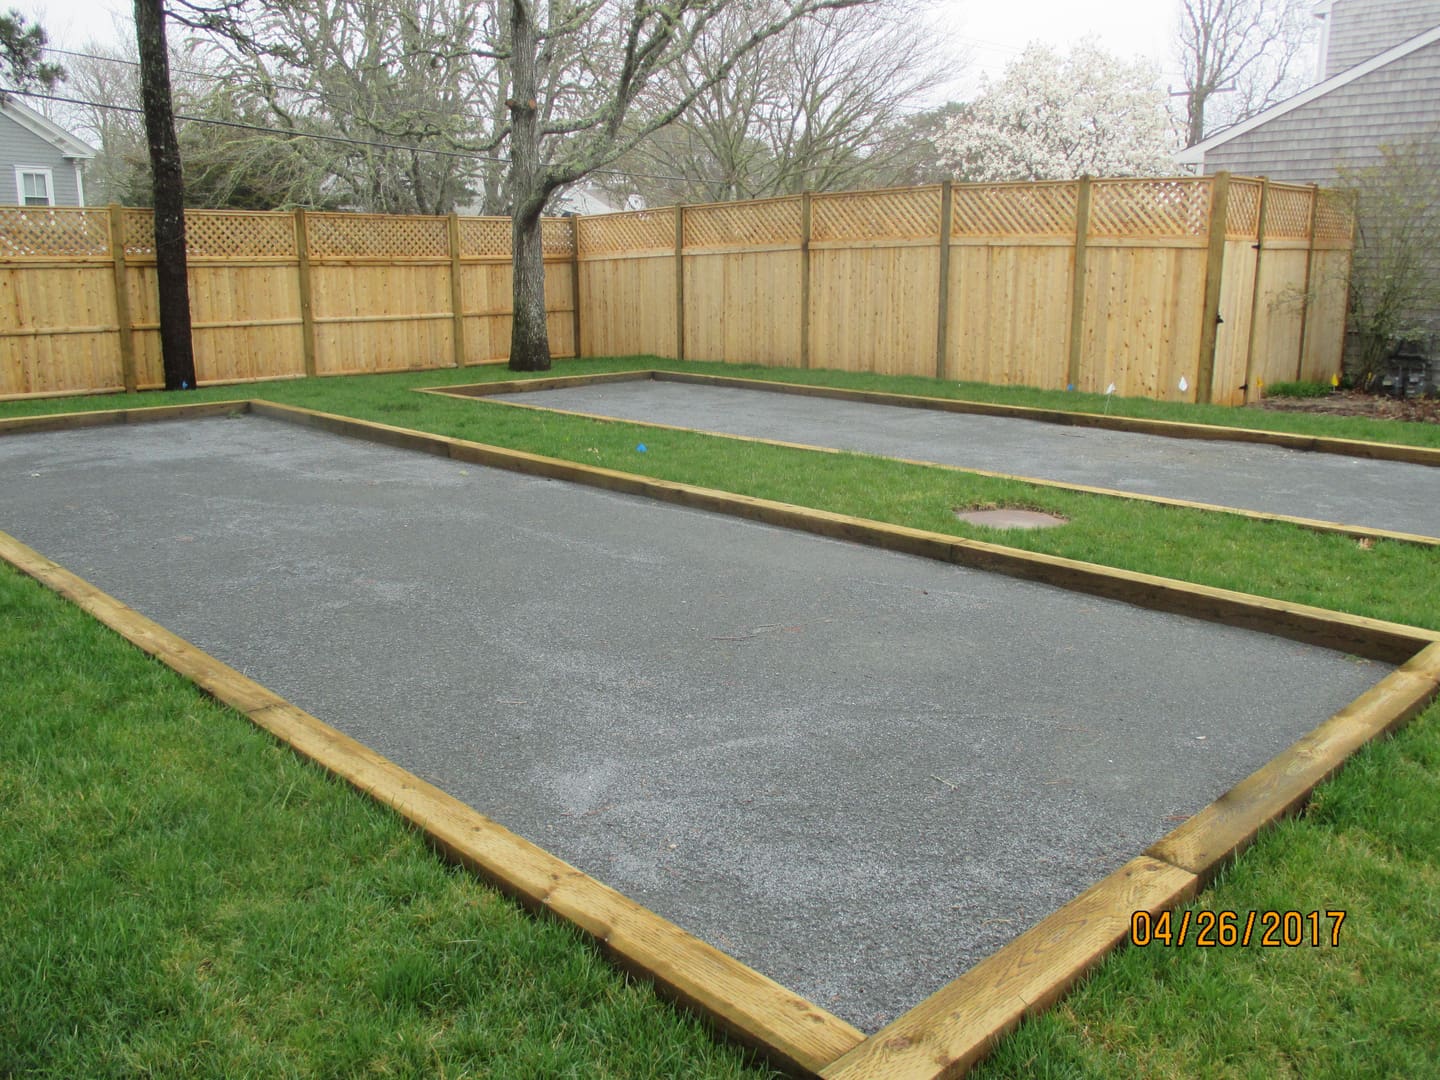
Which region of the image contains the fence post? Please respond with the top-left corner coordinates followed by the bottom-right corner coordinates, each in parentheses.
top-left (294, 207), bottom-right (318, 378)
top-left (1241, 178), bottom-right (1270, 403)
top-left (107, 203), bottom-right (137, 393)
top-left (447, 212), bottom-right (466, 367)
top-left (674, 204), bottom-right (685, 361)
top-left (800, 191), bottom-right (812, 369)
top-left (1294, 184), bottom-right (1322, 381)
top-left (934, 179), bottom-right (953, 379)
top-left (1066, 175), bottom-right (1093, 391)
top-left (570, 215), bottom-right (583, 358)
top-left (1195, 171), bottom-right (1232, 405)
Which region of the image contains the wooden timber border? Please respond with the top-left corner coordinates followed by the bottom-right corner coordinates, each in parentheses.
top-left (0, 521), bottom-right (865, 1078)
top-left (3, 399), bottom-right (1438, 1080)
top-left (420, 371), bottom-right (1440, 548)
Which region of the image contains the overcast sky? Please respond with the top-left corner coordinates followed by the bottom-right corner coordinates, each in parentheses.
top-left (21, 0), bottom-right (1311, 100)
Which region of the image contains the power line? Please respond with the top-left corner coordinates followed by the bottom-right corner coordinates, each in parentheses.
top-left (3, 84), bottom-right (694, 184)
top-left (44, 45), bottom-right (321, 102)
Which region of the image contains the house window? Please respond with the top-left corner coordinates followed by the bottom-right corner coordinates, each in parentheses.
top-left (15, 167), bottom-right (54, 207)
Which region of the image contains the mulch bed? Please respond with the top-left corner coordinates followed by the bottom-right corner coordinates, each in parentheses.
top-left (1252, 390), bottom-right (1440, 424)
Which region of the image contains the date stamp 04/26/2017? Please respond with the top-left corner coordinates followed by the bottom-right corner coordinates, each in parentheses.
top-left (1130, 909), bottom-right (1348, 948)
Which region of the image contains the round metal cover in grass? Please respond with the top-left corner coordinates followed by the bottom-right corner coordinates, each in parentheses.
top-left (954, 507), bottom-right (1068, 529)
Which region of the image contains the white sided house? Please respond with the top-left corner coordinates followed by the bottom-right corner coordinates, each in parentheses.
top-left (0, 94), bottom-right (95, 207)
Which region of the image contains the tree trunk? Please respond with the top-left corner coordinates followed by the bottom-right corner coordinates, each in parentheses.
top-left (134, 0), bottom-right (197, 391)
top-left (1187, 88), bottom-right (1207, 147)
top-left (506, 0), bottom-right (552, 372)
top-left (510, 203), bottom-right (551, 370)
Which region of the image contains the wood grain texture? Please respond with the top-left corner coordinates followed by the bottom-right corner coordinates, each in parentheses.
top-left (818, 858), bottom-right (1200, 1080)
top-left (1196, 173), bottom-right (1232, 404)
top-left (108, 204), bottom-right (137, 393)
top-left (1065, 176), bottom-right (1092, 391)
top-left (0, 399), bottom-right (251, 435)
top-left (0, 181), bottom-right (1349, 400)
top-left (0, 525), bottom-right (865, 1078)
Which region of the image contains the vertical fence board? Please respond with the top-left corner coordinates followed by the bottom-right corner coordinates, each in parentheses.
top-left (1301, 249), bottom-right (1352, 383)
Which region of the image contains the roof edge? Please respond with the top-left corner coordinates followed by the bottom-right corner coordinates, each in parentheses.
top-left (1177, 21), bottom-right (1440, 163)
top-left (0, 94), bottom-right (96, 160)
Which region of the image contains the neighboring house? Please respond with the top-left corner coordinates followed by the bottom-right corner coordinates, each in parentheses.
top-left (456, 183), bottom-right (644, 220)
top-left (1177, 0), bottom-right (1440, 183)
top-left (1177, 0), bottom-right (1440, 372)
top-left (0, 94), bottom-right (95, 207)
top-left (550, 183), bottom-right (645, 216)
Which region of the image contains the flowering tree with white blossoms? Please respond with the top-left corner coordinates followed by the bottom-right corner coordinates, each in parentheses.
top-left (939, 40), bottom-right (1180, 182)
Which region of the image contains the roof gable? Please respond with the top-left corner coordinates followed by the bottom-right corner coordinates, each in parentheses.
top-left (0, 94), bottom-right (95, 160)
top-left (1178, 21), bottom-right (1440, 162)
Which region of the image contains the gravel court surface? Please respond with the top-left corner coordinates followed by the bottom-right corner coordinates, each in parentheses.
top-left (484, 379), bottom-right (1440, 538)
top-left (0, 415), bottom-right (1390, 1031)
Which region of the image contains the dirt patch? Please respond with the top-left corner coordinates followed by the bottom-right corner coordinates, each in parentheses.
top-left (1252, 390), bottom-right (1440, 424)
top-left (953, 505), bottom-right (1068, 529)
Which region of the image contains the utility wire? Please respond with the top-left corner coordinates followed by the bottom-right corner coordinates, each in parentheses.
top-left (46, 45), bottom-right (332, 103)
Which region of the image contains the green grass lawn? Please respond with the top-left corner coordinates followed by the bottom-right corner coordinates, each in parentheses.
top-left (3, 356), bottom-right (1438, 1077)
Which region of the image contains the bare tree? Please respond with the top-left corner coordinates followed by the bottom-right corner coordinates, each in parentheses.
top-left (207, 0), bottom-right (501, 214)
top-left (607, 2), bottom-right (950, 205)
top-left (502, 0), bottom-right (877, 370)
top-left (1175, 0), bottom-right (1316, 147)
top-left (201, 0), bottom-right (879, 369)
top-left (57, 45), bottom-right (149, 204)
top-left (63, 44), bottom-right (328, 209)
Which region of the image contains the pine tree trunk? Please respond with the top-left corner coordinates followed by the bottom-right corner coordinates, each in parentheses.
top-left (134, 0), bottom-right (196, 391)
top-left (506, 0), bottom-right (552, 372)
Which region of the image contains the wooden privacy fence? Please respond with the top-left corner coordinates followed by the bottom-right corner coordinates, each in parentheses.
top-left (0, 175), bottom-right (1352, 403)
top-left (577, 175), bottom-right (1355, 405)
top-left (0, 206), bottom-right (578, 398)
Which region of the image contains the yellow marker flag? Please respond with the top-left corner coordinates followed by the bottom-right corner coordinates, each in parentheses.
top-left (1331, 373), bottom-right (1341, 387)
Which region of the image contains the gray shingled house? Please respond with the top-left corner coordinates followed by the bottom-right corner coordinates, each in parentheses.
top-left (1178, 0), bottom-right (1440, 375)
top-left (0, 94), bottom-right (94, 207)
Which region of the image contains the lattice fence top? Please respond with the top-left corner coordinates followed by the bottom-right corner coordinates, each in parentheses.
top-left (811, 186), bottom-right (941, 242)
top-left (459, 216), bottom-right (510, 258)
top-left (1226, 179), bottom-right (1262, 240)
top-left (1089, 179), bottom-right (1211, 239)
top-left (0, 206), bottom-right (110, 257)
top-left (306, 212), bottom-right (449, 259)
top-left (1313, 189), bottom-right (1355, 243)
top-left (951, 182), bottom-right (1077, 238)
top-left (685, 196), bottom-right (801, 248)
top-left (121, 208), bottom-right (157, 256)
top-left (459, 216), bottom-right (573, 257)
top-left (1264, 185), bottom-right (1315, 240)
top-left (540, 217), bottom-right (576, 257)
top-left (185, 210), bottom-right (296, 258)
top-left (577, 209), bottom-right (674, 256)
